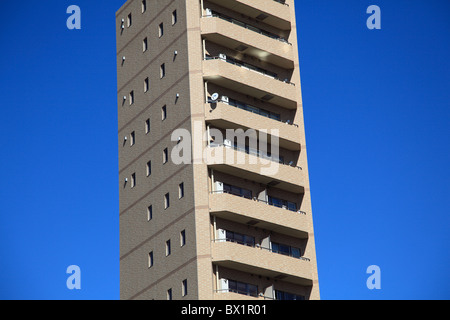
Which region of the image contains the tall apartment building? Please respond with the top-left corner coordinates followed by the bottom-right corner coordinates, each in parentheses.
top-left (117, 0), bottom-right (319, 300)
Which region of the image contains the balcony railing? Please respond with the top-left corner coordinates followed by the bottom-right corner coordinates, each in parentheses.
top-left (208, 142), bottom-right (302, 170)
top-left (205, 55), bottom-right (295, 86)
top-left (204, 11), bottom-right (291, 45)
top-left (208, 96), bottom-right (299, 127)
top-left (212, 239), bottom-right (311, 262)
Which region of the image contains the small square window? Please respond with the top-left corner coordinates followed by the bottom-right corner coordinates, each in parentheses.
top-left (160, 63), bottom-right (166, 79)
top-left (142, 0), bottom-right (147, 13)
top-left (143, 37), bottom-right (148, 52)
top-left (182, 279), bottom-right (187, 296)
top-left (144, 77), bottom-right (149, 92)
top-left (148, 251), bottom-right (153, 267)
top-left (166, 239), bottom-right (171, 256)
top-left (180, 230), bottom-right (186, 247)
top-left (163, 148), bottom-right (168, 164)
top-left (130, 131), bottom-right (135, 146)
top-left (178, 182), bottom-right (184, 199)
top-left (127, 13), bottom-right (132, 27)
top-left (159, 23), bottom-right (164, 37)
top-left (167, 288), bottom-right (172, 300)
top-left (161, 105), bottom-right (167, 120)
top-left (145, 118), bottom-right (150, 133)
top-left (147, 205), bottom-right (153, 221)
top-left (131, 173), bottom-right (136, 188)
top-left (172, 10), bottom-right (178, 25)
top-left (164, 192), bottom-right (170, 209)
top-left (146, 160), bottom-right (152, 176)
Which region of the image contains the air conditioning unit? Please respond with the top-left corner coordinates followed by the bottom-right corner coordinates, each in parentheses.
top-left (221, 96), bottom-right (229, 104)
top-left (214, 181), bottom-right (223, 193)
top-left (217, 228), bottom-right (226, 242)
top-left (219, 53), bottom-right (227, 61)
top-left (220, 278), bottom-right (229, 292)
top-left (205, 8), bottom-right (212, 17)
top-left (224, 139), bottom-right (232, 148)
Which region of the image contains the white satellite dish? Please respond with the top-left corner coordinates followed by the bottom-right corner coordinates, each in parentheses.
top-left (211, 93), bottom-right (219, 102)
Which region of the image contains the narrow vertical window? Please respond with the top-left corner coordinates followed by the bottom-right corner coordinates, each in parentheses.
top-left (164, 192), bottom-right (170, 209)
top-left (147, 205), bottom-right (153, 221)
top-left (161, 105), bottom-right (167, 120)
top-left (165, 239), bottom-right (171, 256)
top-left (180, 230), bottom-right (186, 247)
top-left (178, 182), bottom-right (184, 199)
top-left (130, 131), bottom-right (135, 146)
top-left (144, 77), bottom-right (149, 92)
top-left (160, 63), bottom-right (166, 79)
top-left (141, 0), bottom-right (147, 13)
top-left (127, 13), bottom-right (132, 27)
top-left (129, 90), bottom-right (134, 105)
top-left (131, 173), bottom-right (136, 188)
top-left (143, 37), bottom-right (148, 52)
top-left (146, 160), bottom-right (152, 176)
top-left (172, 10), bottom-right (177, 25)
top-left (182, 279), bottom-right (187, 296)
top-left (145, 118), bottom-right (150, 133)
top-left (159, 23), bottom-right (164, 37)
top-left (148, 251), bottom-right (153, 267)
top-left (167, 288), bottom-right (172, 300)
top-left (163, 148), bottom-right (168, 164)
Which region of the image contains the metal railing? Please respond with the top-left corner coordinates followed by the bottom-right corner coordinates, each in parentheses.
top-left (255, 198), bottom-right (306, 214)
top-left (205, 55), bottom-right (295, 86)
top-left (204, 11), bottom-right (291, 45)
top-left (208, 142), bottom-right (302, 170)
top-left (212, 238), bottom-right (310, 261)
top-left (210, 96), bottom-right (299, 127)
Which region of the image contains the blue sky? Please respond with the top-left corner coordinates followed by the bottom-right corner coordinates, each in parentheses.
top-left (0, 0), bottom-right (448, 300)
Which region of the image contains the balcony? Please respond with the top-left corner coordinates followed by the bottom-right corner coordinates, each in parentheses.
top-left (209, 192), bottom-right (309, 238)
top-left (205, 0), bottom-right (291, 31)
top-left (212, 240), bottom-right (313, 286)
top-left (205, 101), bottom-right (301, 151)
top-left (203, 58), bottom-right (297, 109)
top-left (201, 16), bottom-right (294, 69)
top-left (206, 144), bottom-right (304, 193)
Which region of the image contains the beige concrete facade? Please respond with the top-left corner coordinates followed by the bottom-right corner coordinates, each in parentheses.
top-left (117, 0), bottom-right (319, 300)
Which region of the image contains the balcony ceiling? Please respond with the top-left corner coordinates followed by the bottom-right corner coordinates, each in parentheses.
top-left (203, 32), bottom-right (294, 70)
top-left (212, 210), bottom-right (309, 239)
top-left (213, 260), bottom-right (313, 287)
top-left (205, 116), bottom-right (301, 151)
top-left (204, 73), bottom-right (297, 110)
top-left (206, 0), bottom-right (291, 31)
top-left (208, 163), bottom-right (305, 194)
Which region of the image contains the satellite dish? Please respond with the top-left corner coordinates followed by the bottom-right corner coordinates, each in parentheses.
top-left (211, 93), bottom-right (219, 102)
